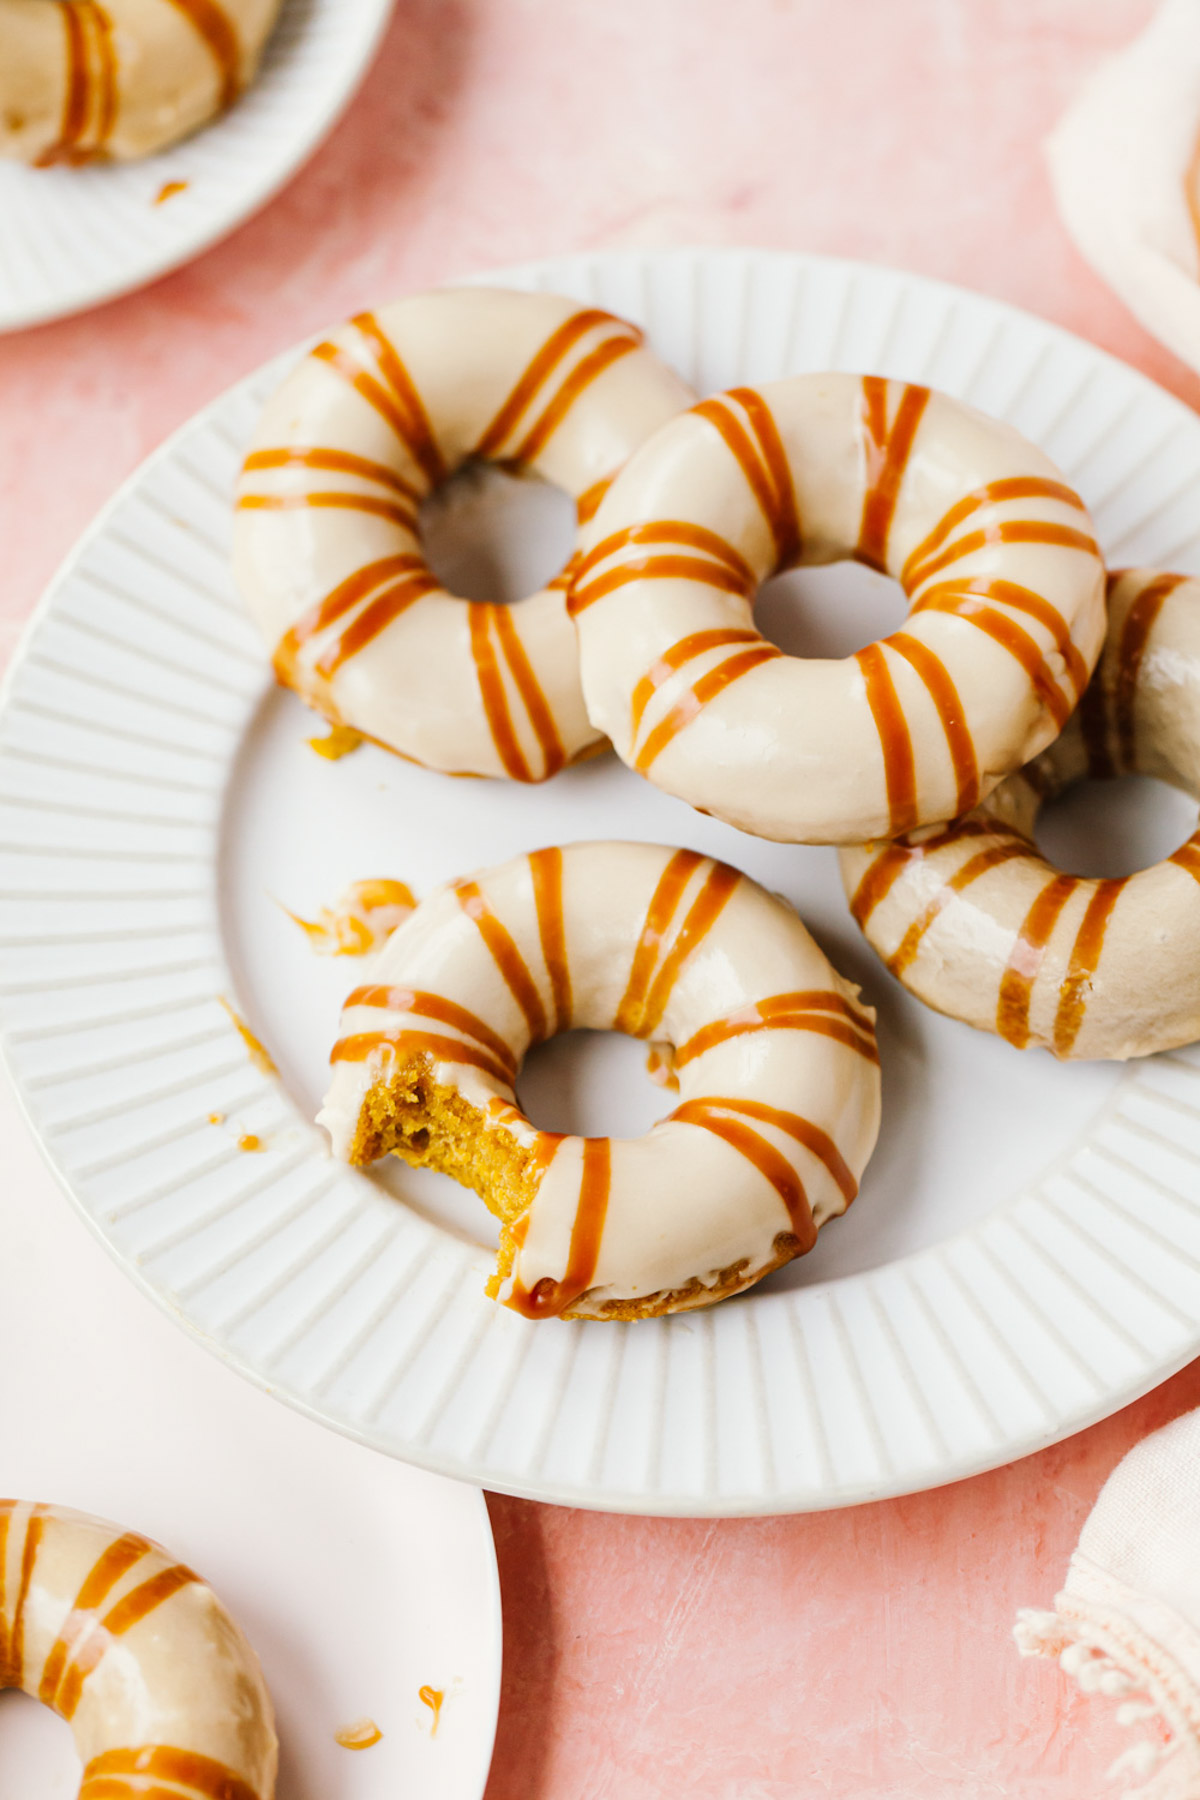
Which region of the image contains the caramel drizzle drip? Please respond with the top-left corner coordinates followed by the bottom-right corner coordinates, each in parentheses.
top-left (332, 985), bottom-right (518, 1082)
top-left (900, 477), bottom-right (1088, 591)
top-left (454, 879), bottom-right (549, 1044)
top-left (529, 847), bottom-right (572, 1033)
top-left (691, 389), bottom-right (801, 570)
top-left (568, 520), bottom-right (756, 617)
top-left (312, 315), bottom-right (446, 490)
top-left (614, 853), bottom-right (741, 1038)
top-left (675, 990), bottom-right (879, 1067)
top-left (856, 379), bottom-right (930, 571)
top-left (81, 1745), bottom-right (262, 1800)
top-left (508, 1138), bottom-right (612, 1319)
top-left (272, 554), bottom-right (427, 695)
top-left (911, 580), bottom-right (1076, 728)
top-left (36, 2), bottom-right (117, 167)
top-left (474, 309), bottom-right (643, 465)
top-left (38, 1530), bottom-right (151, 1711)
top-left (239, 446), bottom-right (421, 534)
top-left (670, 1097), bottom-right (857, 1247)
top-left (468, 602), bottom-right (566, 782)
top-left (163, 0), bottom-right (243, 110)
top-left (1080, 572), bottom-right (1184, 779)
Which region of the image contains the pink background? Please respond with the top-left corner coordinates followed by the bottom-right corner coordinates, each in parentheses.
top-left (2, 1), bottom-right (1199, 1794)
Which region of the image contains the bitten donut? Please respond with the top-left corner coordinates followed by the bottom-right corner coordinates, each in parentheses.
top-left (234, 290), bottom-right (695, 783)
top-left (570, 373), bottom-right (1107, 843)
top-left (0, 1498), bottom-right (276, 1799)
top-left (318, 841), bottom-right (882, 1320)
top-left (839, 569), bottom-right (1200, 1061)
top-left (0, 0), bottom-right (282, 165)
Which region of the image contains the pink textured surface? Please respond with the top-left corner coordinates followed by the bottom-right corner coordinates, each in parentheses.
top-left (2, 2), bottom-right (1199, 1795)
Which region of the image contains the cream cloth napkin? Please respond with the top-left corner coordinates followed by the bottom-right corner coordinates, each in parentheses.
top-left (1016, 1406), bottom-right (1200, 1797)
top-left (1047, 0), bottom-right (1200, 376)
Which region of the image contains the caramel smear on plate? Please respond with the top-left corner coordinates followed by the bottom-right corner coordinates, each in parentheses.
top-left (334, 1718), bottom-right (383, 1751)
top-left (419, 1687), bottom-right (444, 1735)
top-left (154, 179), bottom-right (188, 204)
top-left (285, 879), bottom-right (417, 957)
top-left (218, 998), bottom-right (278, 1076)
top-left (309, 724), bottom-right (364, 761)
top-left (207, 1112), bottom-right (225, 1126)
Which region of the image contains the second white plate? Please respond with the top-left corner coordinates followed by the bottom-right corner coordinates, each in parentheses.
top-left (0, 0), bottom-right (394, 333)
top-left (3, 248), bottom-right (1200, 1515)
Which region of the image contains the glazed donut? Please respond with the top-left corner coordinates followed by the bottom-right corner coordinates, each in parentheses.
top-left (0, 1498), bottom-right (276, 1799)
top-left (839, 569), bottom-right (1200, 1061)
top-left (233, 289), bottom-right (695, 783)
top-left (570, 373), bottom-right (1107, 844)
top-left (318, 841), bottom-right (881, 1320)
top-left (0, 0), bottom-right (282, 166)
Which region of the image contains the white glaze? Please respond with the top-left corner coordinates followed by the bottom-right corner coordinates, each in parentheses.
top-left (571, 373), bottom-right (1107, 844)
top-left (839, 569), bottom-right (1200, 1061)
top-left (319, 841), bottom-right (882, 1318)
top-left (0, 0), bottom-right (281, 165)
top-left (0, 1498), bottom-right (276, 1798)
top-left (233, 288), bottom-right (695, 782)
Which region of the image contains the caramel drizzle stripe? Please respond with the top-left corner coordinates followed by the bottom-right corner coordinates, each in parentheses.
top-left (529, 848), bottom-right (572, 1033)
top-left (468, 604), bottom-right (531, 782)
top-left (884, 630), bottom-right (980, 816)
top-left (995, 874), bottom-right (1081, 1048)
top-left (1052, 878), bottom-right (1125, 1057)
top-left (849, 817), bottom-right (1025, 927)
top-left (1169, 839), bottom-right (1200, 886)
top-left (330, 1029), bottom-right (514, 1085)
top-left (691, 394), bottom-right (801, 570)
top-left (39, 1532), bottom-right (151, 1708)
top-left (629, 628), bottom-right (762, 735)
top-left (691, 1096), bottom-right (858, 1203)
top-left (455, 879), bottom-right (548, 1042)
top-left (888, 841), bottom-right (1035, 979)
top-left (242, 446), bottom-right (421, 503)
top-left (0, 1501), bottom-right (11, 1675)
top-left (508, 1138), bottom-right (612, 1320)
top-left (491, 606), bottom-right (566, 779)
top-left (163, 0), bottom-right (242, 109)
top-left (909, 589), bottom-right (1072, 728)
top-left (81, 1746), bottom-right (262, 1800)
top-left (857, 379), bottom-right (930, 571)
top-left (236, 492), bottom-right (419, 532)
top-left (637, 862), bottom-right (742, 1040)
top-left (675, 999), bottom-right (879, 1068)
top-left (916, 577), bottom-right (1089, 698)
top-left (1115, 573), bottom-right (1184, 769)
top-left (341, 984), bottom-right (517, 1076)
top-left (614, 850), bottom-right (705, 1034)
top-left (36, 2), bottom-right (101, 167)
top-left (573, 518), bottom-right (756, 591)
top-left (510, 333), bottom-right (643, 466)
top-left (272, 553), bottom-right (423, 689)
top-left (1080, 569), bottom-right (1141, 780)
top-left (475, 311), bottom-right (641, 460)
top-left (634, 645), bottom-right (781, 774)
top-left (575, 476), bottom-right (614, 526)
top-left (669, 1100), bottom-right (834, 1244)
top-left (7, 1505), bottom-right (45, 1689)
top-left (729, 387), bottom-right (802, 568)
top-left (855, 641), bottom-right (919, 836)
top-left (906, 521), bottom-right (1100, 594)
top-left (311, 327), bottom-right (444, 490)
top-left (900, 478), bottom-right (1087, 590)
top-left (315, 571), bottom-right (440, 682)
top-left (59, 1565), bottom-right (200, 1720)
top-left (91, 3), bottom-right (117, 147)
top-left (569, 553), bottom-right (754, 618)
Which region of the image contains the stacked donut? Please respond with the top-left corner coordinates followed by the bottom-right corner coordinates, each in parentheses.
top-left (236, 284), bottom-right (1197, 1324)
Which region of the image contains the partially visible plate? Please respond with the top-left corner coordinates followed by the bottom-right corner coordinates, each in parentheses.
top-left (0, 1072), bottom-right (501, 1800)
top-left (3, 248), bottom-right (1200, 1517)
top-left (0, 0), bottom-right (394, 334)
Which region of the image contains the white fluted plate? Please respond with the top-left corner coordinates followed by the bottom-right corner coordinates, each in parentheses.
top-left (3, 248), bottom-right (1200, 1517)
top-left (0, 0), bottom-right (394, 333)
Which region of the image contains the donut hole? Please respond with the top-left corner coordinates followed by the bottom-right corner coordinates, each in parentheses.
top-left (754, 560), bottom-right (904, 660)
top-left (419, 461), bottom-right (577, 603)
top-left (0, 1690), bottom-right (80, 1790)
top-left (1034, 773), bottom-right (1199, 878)
top-left (517, 1029), bottom-right (673, 1140)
